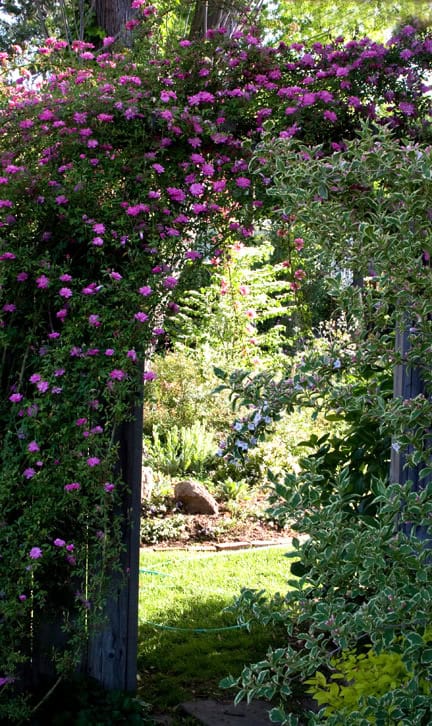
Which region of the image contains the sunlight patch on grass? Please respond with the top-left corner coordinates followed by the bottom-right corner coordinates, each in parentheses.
top-left (137, 546), bottom-right (293, 708)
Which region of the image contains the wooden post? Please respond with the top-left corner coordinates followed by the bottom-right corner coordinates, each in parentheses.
top-left (86, 400), bottom-right (143, 691)
top-left (390, 327), bottom-right (432, 544)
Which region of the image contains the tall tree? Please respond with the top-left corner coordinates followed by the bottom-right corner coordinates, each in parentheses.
top-left (94, 0), bottom-right (135, 38)
top-left (188, 0), bottom-right (263, 37)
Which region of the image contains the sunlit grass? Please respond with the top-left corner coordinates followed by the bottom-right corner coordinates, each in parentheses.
top-left (137, 546), bottom-right (293, 709)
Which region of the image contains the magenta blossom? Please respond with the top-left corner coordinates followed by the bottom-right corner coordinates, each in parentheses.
top-left (29, 547), bottom-right (42, 559)
top-left (134, 312), bottom-right (149, 322)
top-left (64, 482), bottom-right (81, 492)
top-left (9, 393), bottom-right (23, 403)
top-left (143, 370), bottom-right (157, 381)
top-left (236, 176), bottom-right (251, 188)
top-left (36, 275), bottom-right (50, 289)
top-left (163, 276), bottom-right (178, 289)
top-left (109, 369), bottom-right (125, 381)
top-left (139, 286), bottom-right (152, 296)
top-left (86, 457), bottom-right (100, 467)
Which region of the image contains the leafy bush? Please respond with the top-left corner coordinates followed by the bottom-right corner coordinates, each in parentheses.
top-left (144, 422), bottom-right (216, 478)
top-left (143, 350), bottom-right (233, 435)
top-left (33, 676), bottom-right (151, 725)
top-left (140, 514), bottom-right (186, 546)
top-left (306, 647), bottom-right (410, 720)
top-left (217, 124), bottom-right (432, 724)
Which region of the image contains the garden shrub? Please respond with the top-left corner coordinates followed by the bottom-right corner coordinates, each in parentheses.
top-left (306, 646), bottom-right (411, 720)
top-left (218, 124), bottom-right (432, 723)
top-left (144, 421), bottom-right (216, 478)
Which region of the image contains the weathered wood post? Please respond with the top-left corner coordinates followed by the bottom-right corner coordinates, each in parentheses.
top-left (86, 399), bottom-right (143, 691)
top-left (390, 327), bottom-right (432, 544)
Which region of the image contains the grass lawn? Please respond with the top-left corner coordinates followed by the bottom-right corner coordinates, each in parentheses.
top-left (137, 546), bottom-right (293, 711)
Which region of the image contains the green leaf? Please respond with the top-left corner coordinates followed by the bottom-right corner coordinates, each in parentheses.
top-left (269, 707), bottom-right (286, 723)
top-left (219, 676), bottom-right (237, 689)
top-left (213, 366), bottom-right (228, 380)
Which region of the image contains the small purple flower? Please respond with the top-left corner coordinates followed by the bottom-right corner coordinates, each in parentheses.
top-left (139, 286), bottom-right (152, 296)
top-left (87, 457), bottom-right (100, 467)
top-left (236, 176), bottom-right (251, 188)
top-left (189, 183), bottom-right (204, 197)
top-left (29, 547), bottom-right (42, 559)
top-left (9, 393), bottom-right (23, 403)
top-left (109, 369), bottom-right (125, 381)
top-left (27, 441), bottom-right (40, 452)
top-left (163, 276), bottom-right (178, 289)
top-left (134, 312), bottom-right (149, 322)
top-left (88, 314), bottom-right (100, 326)
top-left (64, 482), bottom-right (81, 492)
top-left (104, 482), bottom-right (115, 493)
top-left (185, 250), bottom-right (202, 260)
top-left (36, 275), bottom-right (50, 289)
top-left (143, 370), bottom-right (157, 381)
top-left (59, 287), bottom-right (72, 298)
top-left (36, 381), bottom-right (49, 393)
top-left (104, 348), bottom-right (115, 356)
top-left (0, 676), bottom-right (14, 687)
top-left (53, 538), bottom-right (66, 547)
top-left (23, 468), bottom-right (36, 479)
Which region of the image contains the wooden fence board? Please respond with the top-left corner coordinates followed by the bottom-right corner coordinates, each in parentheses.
top-left (390, 327), bottom-right (432, 544)
top-left (85, 402), bottom-right (143, 691)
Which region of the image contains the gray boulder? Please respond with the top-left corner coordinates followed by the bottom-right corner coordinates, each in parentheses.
top-left (141, 466), bottom-right (154, 501)
top-left (174, 480), bottom-right (219, 515)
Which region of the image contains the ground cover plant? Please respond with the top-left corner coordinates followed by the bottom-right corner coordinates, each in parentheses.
top-left (1, 1), bottom-right (432, 721)
top-left (137, 546), bottom-right (293, 712)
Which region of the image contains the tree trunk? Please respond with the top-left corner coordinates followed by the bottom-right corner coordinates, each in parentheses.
top-left (94, 0), bottom-right (135, 40)
top-left (188, 0), bottom-right (259, 38)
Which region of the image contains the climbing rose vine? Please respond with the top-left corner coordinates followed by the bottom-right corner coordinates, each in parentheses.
top-left (1, 2), bottom-right (432, 719)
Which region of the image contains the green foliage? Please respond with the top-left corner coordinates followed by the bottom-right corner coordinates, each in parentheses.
top-left (306, 647), bottom-right (410, 718)
top-left (215, 476), bottom-right (250, 502)
top-left (272, 0), bottom-right (432, 44)
top-left (143, 350), bottom-right (232, 434)
top-left (217, 125), bottom-right (432, 723)
top-left (140, 513), bottom-right (186, 545)
top-left (32, 676), bottom-right (152, 726)
top-left (144, 422), bottom-right (216, 478)
top-left (171, 238), bottom-right (294, 371)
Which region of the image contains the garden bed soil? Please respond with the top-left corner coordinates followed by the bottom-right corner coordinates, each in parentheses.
top-left (141, 509), bottom-right (298, 549)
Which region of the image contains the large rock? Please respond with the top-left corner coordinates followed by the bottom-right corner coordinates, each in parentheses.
top-left (174, 480), bottom-right (219, 515)
top-left (141, 466), bottom-right (154, 501)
